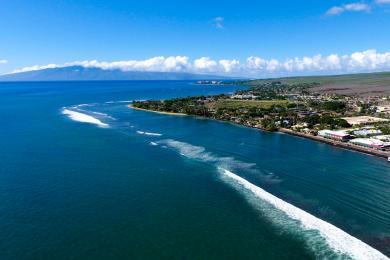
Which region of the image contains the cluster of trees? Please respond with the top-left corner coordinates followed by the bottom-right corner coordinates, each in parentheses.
top-left (261, 119), bottom-right (278, 131)
top-left (305, 114), bottom-right (351, 129)
top-left (378, 125), bottom-right (390, 135)
top-left (133, 96), bottom-right (215, 117)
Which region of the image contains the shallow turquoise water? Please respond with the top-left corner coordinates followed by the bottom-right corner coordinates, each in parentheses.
top-left (0, 81), bottom-right (389, 259)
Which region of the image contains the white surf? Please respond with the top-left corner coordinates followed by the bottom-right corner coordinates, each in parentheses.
top-left (137, 130), bottom-right (162, 136)
top-left (220, 167), bottom-right (388, 260)
top-left (62, 109), bottom-right (109, 128)
top-left (160, 138), bottom-right (388, 259)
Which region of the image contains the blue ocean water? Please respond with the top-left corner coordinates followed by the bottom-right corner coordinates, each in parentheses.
top-left (0, 81), bottom-right (389, 259)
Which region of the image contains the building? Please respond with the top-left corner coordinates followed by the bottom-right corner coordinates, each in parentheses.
top-left (317, 130), bottom-right (352, 141)
top-left (372, 135), bottom-right (390, 142)
top-left (376, 106), bottom-right (390, 114)
top-left (231, 94), bottom-right (258, 100)
top-left (353, 129), bottom-right (382, 137)
top-left (349, 138), bottom-right (390, 150)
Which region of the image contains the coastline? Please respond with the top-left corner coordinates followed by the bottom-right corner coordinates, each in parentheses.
top-left (278, 128), bottom-right (390, 160)
top-left (128, 105), bottom-right (187, 116)
top-left (129, 106), bottom-right (390, 161)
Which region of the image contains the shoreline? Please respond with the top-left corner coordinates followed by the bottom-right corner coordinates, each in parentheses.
top-left (129, 106), bottom-right (390, 161)
top-left (128, 105), bottom-right (188, 116)
top-left (278, 128), bottom-right (390, 160)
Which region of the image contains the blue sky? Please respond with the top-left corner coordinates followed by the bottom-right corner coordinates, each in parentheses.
top-left (1, 0), bottom-right (390, 76)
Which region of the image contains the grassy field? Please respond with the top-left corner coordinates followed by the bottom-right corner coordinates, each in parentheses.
top-left (213, 99), bottom-right (290, 109)
top-left (245, 71), bottom-right (390, 96)
top-left (247, 71), bottom-right (390, 85)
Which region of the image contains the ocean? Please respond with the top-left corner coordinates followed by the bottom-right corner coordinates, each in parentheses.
top-left (0, 81), bottom-right (389, 259)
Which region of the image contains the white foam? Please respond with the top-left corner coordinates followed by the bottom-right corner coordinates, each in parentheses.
top-left (220, 168), bottom-right (388, 260)
top-left (62, 109), bottom-right (109, 128)
top-left (159, 138), bottom-right (388, 259)
top-left (137, 131), bottom-right (162, 136)
top-left (89, 111), bottom-right (116, 120)
top-left (74, 103), bottom-right (96, 108)
top-left (150, 142), bottom-right (158, 146)
top-left (144, 132), bottom-right (162, 136)
top-left (160, 139), bottom-right (255, 169)
top-left (105, 100), bottom-right (132, 104)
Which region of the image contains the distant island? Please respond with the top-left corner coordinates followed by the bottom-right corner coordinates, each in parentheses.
top-left (0, 66), bottom-right (231, 81)
top-left (132, 71), bottom-right (390, 160)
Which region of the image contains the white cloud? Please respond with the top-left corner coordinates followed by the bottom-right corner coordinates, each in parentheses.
top-left (326, 2), bottom-right (370, 16)
top-left (8, 50), bottom-right (390, 77)
top-left (0, 59), bottom-right (7, 64)
top-left (193, 57), bottom-right (218, 71)
top-left (12, 56), bottom-right (190, 74)
top-left (344, 3), bottom-right (371, 11)
top-left (326, 6), bottom-right (345, 15)
top-left (219, 59), bottom-right (239, 72)
top-left (213, 17), bottom-right (224, 29)
top-left (246, 49), bottom-right (390, 76)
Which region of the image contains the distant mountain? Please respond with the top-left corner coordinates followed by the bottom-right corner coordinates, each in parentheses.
top-left (0, 66), bottom-right (231, 81)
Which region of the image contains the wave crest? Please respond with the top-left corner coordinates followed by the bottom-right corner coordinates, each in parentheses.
top-left (137, 131), bottom-right (162, 136)
top-left (220, 167), bottom-right (388, 260)
top-left (62, 109), bottom-right (109, 128)
top-left (158, 138), bottom-right (388, 259)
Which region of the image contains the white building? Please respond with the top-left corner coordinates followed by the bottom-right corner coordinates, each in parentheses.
top-left (353, 129), bottom-right (382, 137)
top-left (376, 106), bottom-right (390, 114)
top-left (317, 130), bottom-right (352, 141)
top-left (349, 138), bottom-right (390, 149)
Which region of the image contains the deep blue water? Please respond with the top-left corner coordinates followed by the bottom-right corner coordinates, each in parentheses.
top-left (0, 81), bottom-right (389, 259)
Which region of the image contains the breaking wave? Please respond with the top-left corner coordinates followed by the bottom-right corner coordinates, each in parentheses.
top-left (105, 100), bottom-right (132, 104)
top-left (88, 111), bottom-right (116, 120)
top-left (159, 139), bottom-right (255, 170)
top-left (137, 131), bottom-right (162, 136)
top-left (73, 103), bottom-right (96, 108)
top-left (62, 109), bottom-right (109, 128)
top-left (159, 138), bottom-right (388, 260)
top-left (220, 168), bottom-right (388, 260)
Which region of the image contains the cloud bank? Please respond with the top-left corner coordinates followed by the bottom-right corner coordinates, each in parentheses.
top-left (0, 59), bottom-right (7, 64)
top-left (326, 0), bottom-right (390, 16)
top-left (326, 2), bottom-right (371, 16)
top-left (9, 49), bottom-right (390, 77)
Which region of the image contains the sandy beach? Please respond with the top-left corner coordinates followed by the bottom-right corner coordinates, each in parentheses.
top-left (128, 105), bottom-right (187, 116)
